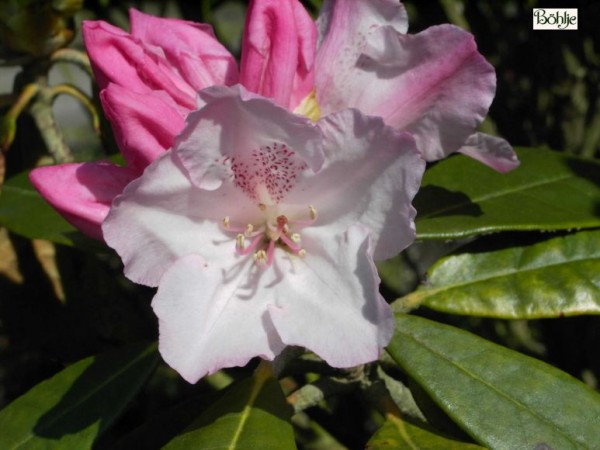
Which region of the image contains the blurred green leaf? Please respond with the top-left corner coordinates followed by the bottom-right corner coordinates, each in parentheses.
top-left (388, 315), bottom-right (600, 450)
top-left (396, 229), bottom-right (600, 318)
top-left (415, 147), bottom-right (600, 239)
top-left (0, 170), bottom-right (80, 245)
top-left (367, 414), bottom-right (485, 450)
top-left (0, 342), bottom-right (159, 450)
top-left (164, 364), bottom-right (295, 450)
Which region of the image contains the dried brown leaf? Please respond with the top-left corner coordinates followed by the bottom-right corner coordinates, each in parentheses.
top-left (32, 238), bottom-right (65, 302)
top-left (0, 227), bottom-right (23, 283)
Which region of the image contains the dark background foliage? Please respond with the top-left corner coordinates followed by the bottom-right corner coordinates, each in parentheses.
top-left (1, 1), bottom-right (599, 448)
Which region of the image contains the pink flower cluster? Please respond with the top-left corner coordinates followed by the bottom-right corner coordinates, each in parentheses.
top-left (30, 0), bottom-right (517, 383)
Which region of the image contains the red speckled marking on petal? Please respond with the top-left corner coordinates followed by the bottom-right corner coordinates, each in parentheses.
top-left (230, 142), bottom-right (307, 203)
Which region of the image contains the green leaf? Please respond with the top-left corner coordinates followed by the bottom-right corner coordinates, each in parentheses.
top-left (367, 415), bottom-right (485, 450)
top-left (164, 363), bottom-right (296, 450)
top-left (387, 315), bottom-right (600, 450)
top-left (0, 170), bottom-right (80, 245)
top-left (415, 147), bottom-right (600, 239)
top-left (0, 342), bottom-right (159, 450)
top-left (396, 230), bottom-right (600, 318)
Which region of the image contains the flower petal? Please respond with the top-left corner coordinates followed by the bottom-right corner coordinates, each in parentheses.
top-left (30, 162), bottom-right (137, 240)
top-left (82, 20), bottom-right (150, 92)
top-left (102, 150), bottom-right (261, 287)
top-left (320, 24), bottom-right (496, 161)
top-left (286, 109), bottom-right (424, 260)
top-left (315, 0), bottom-right (407, 111)
top-left (129, 8), bottom-right (238, 89)
top-left (176, 85), bottom-right (323, 194)
top-left (152, 254), bottom-right (285, 383)
top-left (458, 133), bottom-right (520, 173)
top-left (268, 226), bottom-right (394, 367)
top-left (101, 84), bottom-right (186, 172)
top-left (240, 0), bottom-right (317, 109)
top-left (83, 12), bottom-right (199, 110)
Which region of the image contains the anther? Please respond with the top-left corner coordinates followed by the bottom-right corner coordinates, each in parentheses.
top-left (254, 249), bottom-right (267, 262)
top-left (244, 224), bottom-right (254, 237)
top-left (291, 233), bottom-right (301, 243)
top-left (236, 234), bottom-right (245, 250)
top-left (223, 216), bottom-right (230, 228)
top-left (309, 205), bottom-right (317, 221)
top-left (298, 249), bottom-right (307, 258)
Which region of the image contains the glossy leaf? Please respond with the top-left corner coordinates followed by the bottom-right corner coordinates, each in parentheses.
top-left (396, 230), bottom-right (600, 318)
top-left (0, 342), bottom-right (159, 450)
top-left (0, 171), bottom-right (79, 245)
top-left (415, 147), bottom-right (600, 239)
top-left (388, 315), bottom-right (600, 450)
top-left (367, 414), bottom-right (484, 450)
top-left (164, 363), bottom-right (296, 450)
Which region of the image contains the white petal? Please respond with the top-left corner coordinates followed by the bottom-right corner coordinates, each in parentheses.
top-left (287, 109), bottom-right (425, 260)
top-left (458, 133), bottom-right (520, 173)
top-left (102, 151), bottom-right (260, 286)
top-left (316, 0), bottom-right (408, 112)
top-left (153, 254), bottom-right (285, 383)
top-left (175, 85), bottom-right (323, 193)
top-left (268, 226), bottom-right (394, 367)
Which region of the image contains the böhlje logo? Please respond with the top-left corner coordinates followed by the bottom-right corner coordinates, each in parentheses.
top-left (533, 8), bottom-right (578, 30)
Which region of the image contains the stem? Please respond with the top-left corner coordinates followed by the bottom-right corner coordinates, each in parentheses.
top-left (29, 84), bottom-right (73, 163)
top-left (48, 83), bottom-right (101, 134)
top-left (1, 83), bottom-right (40, 151)
top-left (50, 48), bottom-right (93, 76)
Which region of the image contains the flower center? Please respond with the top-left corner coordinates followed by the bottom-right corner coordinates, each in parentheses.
top-left (222, 205), bottom-right (318, 267)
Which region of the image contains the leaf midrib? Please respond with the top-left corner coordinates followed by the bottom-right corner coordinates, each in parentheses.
top-left (395, 328), bottom-right (588, 448)
top-left (418, 173), bottom-right (572, 220)
top-left (422, 253), bottom-right (599, 298)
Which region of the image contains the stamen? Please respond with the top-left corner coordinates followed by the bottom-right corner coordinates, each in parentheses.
top-left (298, 249), bottom-right (307, 258)
top-left (245, 224), bottom-right (254, 237)
top-left (254, 249), bottom-right (267, 263)
top-left (289, 205), bottom-right (318, 227)
top-left (279, 233), bottom-right (302, 252)
top-left (266, 240), bottom-right (275, 267)
top-left (222, 216), bottom-right (230, 229)
top-left (291, 233), bottom-right (301, 244)
top-left (236, 233), bottom-right (244, 250)
top-left (237, 234), bottom-right (263, 256)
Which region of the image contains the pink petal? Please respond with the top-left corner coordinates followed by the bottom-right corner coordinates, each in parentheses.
top-left (129, 8), bottom-right (238, 89)
top-left (102, 151), bottom-right (261, 287)
top-left (83, 13), bottom-right (200, 110)
top-left (315, 0), bottom-right (407, 111)
top-left (176, 85), bottom-right (323, 195)
top-left (268, 226), bottom-right (394, 367)
top-left (152, 254), bottom-right (285, 383)
top-left (319, 24), bottom-right (496, 161)
top-left (458, 133), bottom-right (520, 173)
top-left (101, 83), bottom-right (186, 172)
top-left (240, 0), bottom-right (317, 109)
top-left (82, 20), bottom-right (151, 93)
top-left (29, 162), bottom-right (137, 240)
top-left (286, 109), bottom-right (424, 260)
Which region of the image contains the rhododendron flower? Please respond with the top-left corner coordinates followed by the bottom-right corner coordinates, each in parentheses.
top-left (30, 0), bottom-right (517, 240)
top-left (101, 85), bottom-right (424, 382)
